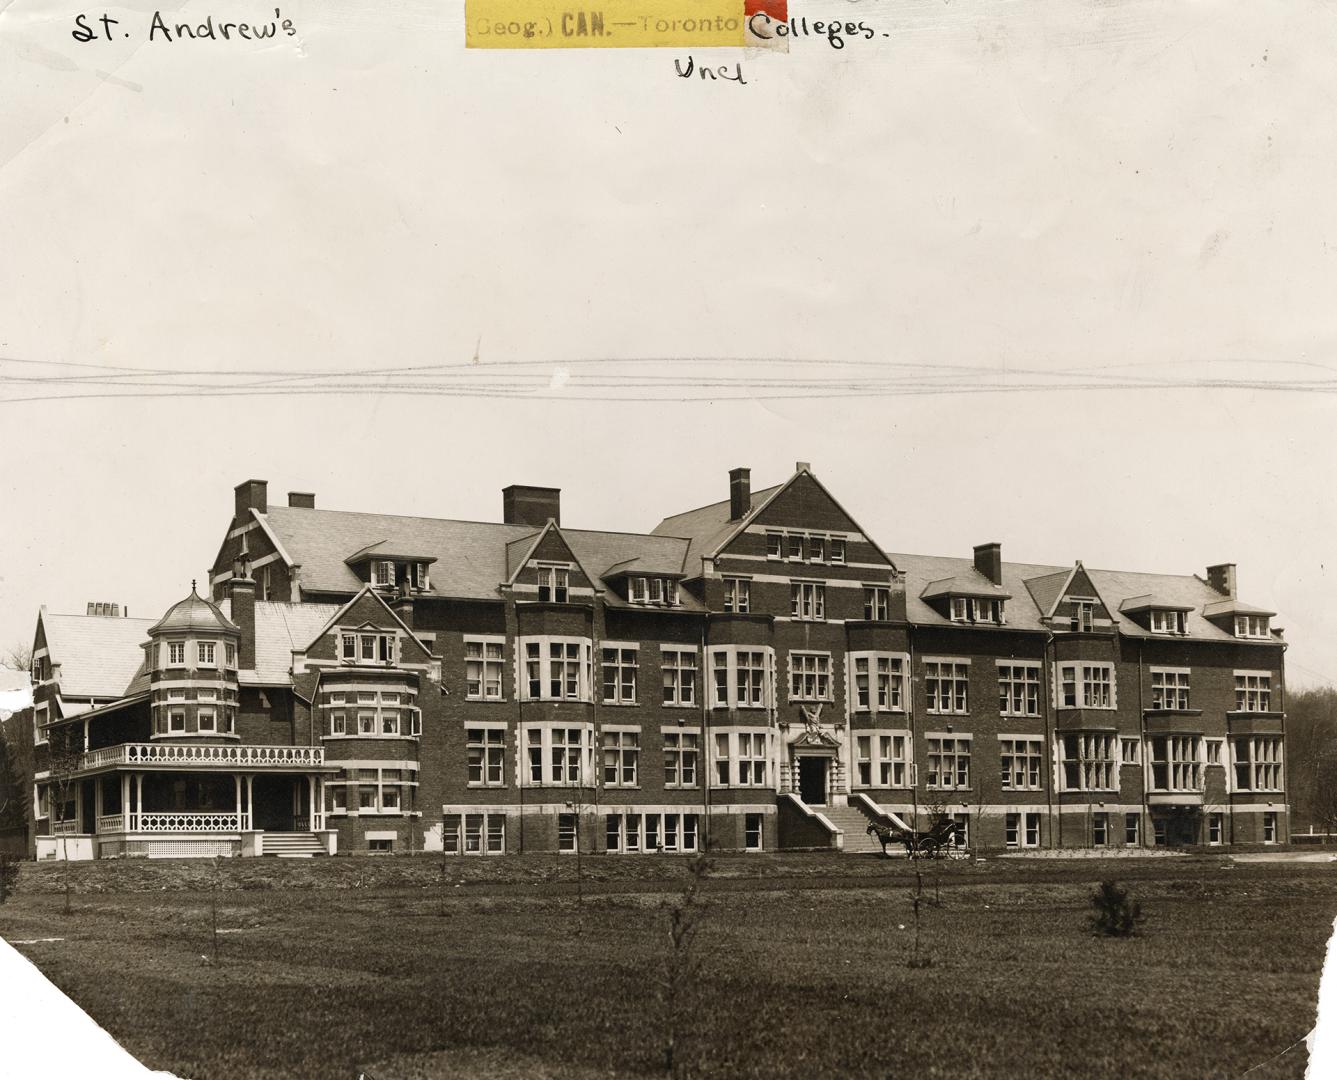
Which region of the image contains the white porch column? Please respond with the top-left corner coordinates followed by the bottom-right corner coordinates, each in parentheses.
top-left (234, 774), bottom-right (244, 829)
top-left (121, 773), bottom-right (130, 832)
top-left (246, 775), bottom-right (254, 826)
top-left (95, 776), bottom-right (103, 826)
top-left (307, 775), bottom-right (315, 832)
top-left (134, 773), bottom-right (144, 831)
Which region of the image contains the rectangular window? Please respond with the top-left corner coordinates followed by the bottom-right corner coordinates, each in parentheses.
top-left (1150, 736), bottom-right (1203, 792)
top-left (715, 730), bottom-right (768, 787)
top-left (602, 729), bottom-right (640, 787)
top-left (926, 736), bottom-right (971, 790)
top-left (381, 710), bottom-right (400, 736)
top-left (710, 647), bottom-right (772, 709)
top-left (537, 565), bottom-right (570, 603)
top-left (372, 560), bottom-right (394, 587)
top-left (169, 709), bottom-right (185, 732)
top-left (1000, 737), bottom-right (1043, 790)
top-left (601, 647), bottom-right (638, 705)
top-left (830, 539), bottom-right (846, 565)
top-left (951, 814), bottom-right (969, 850)
top-left (330, 711), bottom-right (346, 735)
top-left (168, 641), bottom-right (185, 666)
top-left (1061, 734), bottom-right (1117, 791)
top-left (1206, 738), bottom-right (1224, 766)
top-left (1005, 812), bottom-right (1019, 848)
top-left (525, 725), bottom-right (589, 786)
top-left (766, 532), bottom-right (783, 559)
top-left (1235, 615), bottom-right (1271, 639)
top-left (197, 641), bottom-right (216, 666)
top-left (664, 731), bottom-right (699, 787)
top-left (661, 648), bottom-right (697, 706)
top-left (809, 536), bottom-right (827, 563)
top-left (225, 643), bottom-right (237, 669)
top-left (1093, 812), bottom-right (1109, 847)
top-left (630, 577), bottom-right (648, 604)
top-left (1151, 669), bottom-right (1191, 710)
top-left (1058, 663), bottom-right (1115, 709)
top-left (329, 786), bottom-right (347, 813)
top-left (1207, 812), bottom-right (1223, 845)
top-left (1233, 735), bottom-right (1283, 791)
top-left (1024, 813), bottom-right (1040, 847)
top-left (723, 577), bottom-right (750, 613)
top-left (853, 731), bottom-right (909, 788)
top-left (789, 653), bottom-right (832, 701)
top-left (1121, 737), bottom-right (1140, 764)
top-left (520, 637), bottom-right (593, 702)
top-left (197, 709), bottom-right (216, 733)
top-left (1150, 609), bottom-right (1187, 634)
top-left (997, 663), bottom-right (1041, 717)
top-left (358, 712), bottom-right (376, 735)
top-left (745, 813), bottom-right (763, 851)
top-left (467, 728), bottom-right (505, 787)
top-left (789, 581), bottom-right (826, 621)
top-left (787, 535), bottom-right (804, 561)
top-left (925, 660), bottom-right (969, 714)
top-left (465, 638), bottom-right (505, 701)
top-left (1125, 813), bottom-right (1140, 847)
top-left (863, 586), bottom-right (890, 622)
top-left (558, 814), bottom-right (577, 852)
top-left (1072, 600), bottom-right (1096, 632)
top-left (851, 653), bottom-right (905, 713)
top-left (1263, 811), bottom-right (1278, 843)
top-left (1234, 672), bottom-right (1273, 712)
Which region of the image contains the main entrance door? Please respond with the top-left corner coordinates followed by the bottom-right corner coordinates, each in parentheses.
top-left (798, 756), bottom-right (829, 805)
top-left (252, 775), bottom-right (299, 831)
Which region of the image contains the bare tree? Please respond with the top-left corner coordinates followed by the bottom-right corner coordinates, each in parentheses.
top-left (3, 643), bottom-right (32, 674)
top-left (660, 853), bottom-right (711, 1078)
top-left (45, 722), bottom-right (84, 914)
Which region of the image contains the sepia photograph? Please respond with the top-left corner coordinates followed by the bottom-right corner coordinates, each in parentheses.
top-left (2, 1), bottom-right (1337, 1077)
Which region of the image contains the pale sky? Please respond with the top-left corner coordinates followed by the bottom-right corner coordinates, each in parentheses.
top-left (2, 1), bottom-right (1336, 686)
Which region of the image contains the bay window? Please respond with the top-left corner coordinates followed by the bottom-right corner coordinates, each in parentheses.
top-left (1232, 735), bottom-right (1283, 791)
top-left (1057, 663), bottom-right (1115, 709)
top-left (1060, 733), bottom-right (1117, 791)
top-left (710, 646), bottom-right (773, 709)
top-left (1149, 735), bottom-right (1203, 792)
top-left (520, 637), bottom-right (593, 702)
top-left (1151, 669), bottom-right (1191, 710)
top-left (851, 653), bottom-right (905, 712)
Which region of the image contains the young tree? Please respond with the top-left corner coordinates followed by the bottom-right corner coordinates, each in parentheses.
top-left (660, 853), bottom-right (711, 1078)
top-left (45, 721), bottom-right (84, 914)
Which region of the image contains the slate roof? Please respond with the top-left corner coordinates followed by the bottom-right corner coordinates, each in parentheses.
top-left (889, 553), bottom-right (1276, 642)
top-left (39, 612), bottom-right (155, 699)
top-left (261, 506), bottom-right (537, 598)
top-left (920, 574), bottom-right (1012, 602)
top-left (219, 599), bottom-right (342, 684)
top-left (650, 485), bottom-right (782, 568)
top-left (259, 506), bottom-right (697, 601)
top-left (148, 588), bottom-right (238, 635)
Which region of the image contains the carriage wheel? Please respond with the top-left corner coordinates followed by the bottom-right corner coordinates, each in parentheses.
top-left (918, 838), bottom-right (939, 859)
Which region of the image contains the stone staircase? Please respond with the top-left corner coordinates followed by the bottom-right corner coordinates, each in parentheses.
top-left (263, 832), bottom-right (326, 858)
top-left (820, 804), bottom-right (886, 854)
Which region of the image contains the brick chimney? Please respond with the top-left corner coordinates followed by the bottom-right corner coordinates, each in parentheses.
top-left (973, 543), bottom-right (1003, 586)
top-left (234, 479), bottom-right (268, 520)
top-left (1206, 563), bottom-right (1237, 598)
top-left (288, 492), bottom-right (315, 509)
top-left (729, 467), bottom-right (751, 521)
top-left (228, 572), bottom-right (257, 670)
top-left (503, 485), bottom-right (561, 527)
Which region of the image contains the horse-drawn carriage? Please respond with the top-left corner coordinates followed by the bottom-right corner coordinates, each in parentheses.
top-left (866, 818), bottom-right (961, 858)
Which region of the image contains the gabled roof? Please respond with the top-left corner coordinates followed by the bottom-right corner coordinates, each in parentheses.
top-left (345, 541), bottom-right (438, 566)
top-left (1023, 569), bottom-right (1073, 619)
top-left (564, 529), bottom-right (689, 580)
top-left (38, 610), bottom-right (156, 699)
top-left (305, 585), bottom-right (436, 658)
top-left (650, 484), bottom-right (783, 567)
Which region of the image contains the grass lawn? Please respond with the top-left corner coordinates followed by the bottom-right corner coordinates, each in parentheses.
top-left (1, 852), bottom-right (1333, 1079)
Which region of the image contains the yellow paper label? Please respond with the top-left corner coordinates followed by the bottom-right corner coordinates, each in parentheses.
top-left (465, 0), bottom-right (751, 49)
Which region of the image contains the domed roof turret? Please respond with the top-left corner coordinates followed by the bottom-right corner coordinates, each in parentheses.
top-left (148, 582), bottom-right (240, 636)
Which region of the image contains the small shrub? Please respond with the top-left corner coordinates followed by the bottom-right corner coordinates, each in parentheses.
top-left (1089, 879), bottom-right (1143, 937)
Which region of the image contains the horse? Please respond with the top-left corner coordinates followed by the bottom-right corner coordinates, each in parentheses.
top-left (866, 821), bottom-right (914, 857)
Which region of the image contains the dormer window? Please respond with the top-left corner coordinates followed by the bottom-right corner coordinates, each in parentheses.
top-left (413, 562), bottom-right (428, 591)
top-left (630, 576), bottom-right (680, 606)
top-left (1235, 615), bottom-right (1270, 639)
top-left (372, 560), bottom-right (395, 588)
top-left (950, 597), bottom-right (1002, 624)
top-left (537, 564), bottom-right (569, 603)
top-left (1150, 610), bottom-right (1187, 635)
